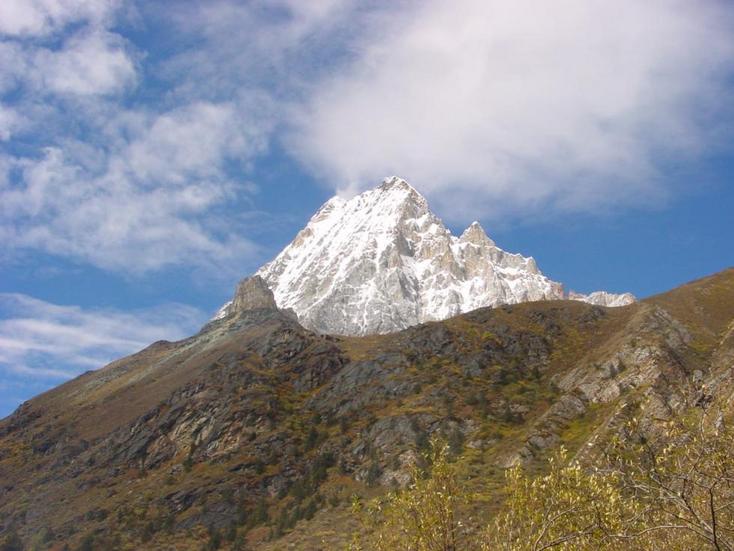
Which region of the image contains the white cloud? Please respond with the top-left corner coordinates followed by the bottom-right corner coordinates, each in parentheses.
top-left (0, 292), bottom-right (205, 379)
top-left (3, 0), bottom-right (731, 277)
top-left (0, 103), bottom-right (24, 140)
top-left (157, 0), bottom-right (361, 103)
top-left (0, 0), bottom-right (121, 37)
top-left (123, 101), bottom-right (265, 184)
top-left (0, 1), bottom-right (283, 274)
top-left (0, 99), bottom-right (270, 272)
top-left (33, 29), bottom-right (136, 96)
top-left (0, 2), bottom-right (137, 99)
top-left (0, 0), bottom-right (373, 276)
top-left (0, 42), bottom-right (29, 95)
top-left (290, 0), bottom-right (734, 220)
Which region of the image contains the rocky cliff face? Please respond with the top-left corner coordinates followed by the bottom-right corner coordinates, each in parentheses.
top-left (217, 176), bottom-right (634, 335)
top-left (230, 276), bottom-right (278, 312)
top-left (0, 269), bottom-right (731, 550)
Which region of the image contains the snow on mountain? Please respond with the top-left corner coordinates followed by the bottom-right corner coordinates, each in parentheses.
top-left (216, 176), bottom-right (635, 335)
top-left (568, 290), bottom-right (636, 308)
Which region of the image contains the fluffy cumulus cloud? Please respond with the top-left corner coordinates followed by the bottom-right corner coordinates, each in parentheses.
top-left (0, 293), bottom-right (205, 379)
top-left (0, 2), bottom-right (135, 97)
top-left (290, 0), bottom-right (734, 220)
top-left (0, 0), bottom-right (375, 276)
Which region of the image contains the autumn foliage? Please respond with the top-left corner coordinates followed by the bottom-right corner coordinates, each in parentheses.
top-left (355, 404), bottom-right (734, 551)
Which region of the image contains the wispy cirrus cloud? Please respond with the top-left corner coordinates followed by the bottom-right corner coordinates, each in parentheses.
top-left (158, 0), bottom-right (360, 100)
top-left (0, 292), bottom-right (206, 380)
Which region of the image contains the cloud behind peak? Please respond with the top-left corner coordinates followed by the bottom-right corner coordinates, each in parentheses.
top-left (289, 0), bottom-right (734, 220)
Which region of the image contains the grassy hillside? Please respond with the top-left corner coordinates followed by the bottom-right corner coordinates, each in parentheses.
top-left (1, 269), bottom-right (733, 550)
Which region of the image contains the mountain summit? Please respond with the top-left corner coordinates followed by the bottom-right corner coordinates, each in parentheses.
top-left (218, 176), bottom-right (634, 335)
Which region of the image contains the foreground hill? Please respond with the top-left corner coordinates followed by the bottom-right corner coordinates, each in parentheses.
top-left (0, 269), bottom-right (732, 549)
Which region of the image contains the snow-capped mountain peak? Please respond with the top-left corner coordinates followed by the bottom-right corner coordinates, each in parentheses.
top-left (216, 176), bottom-right (635, 334)
top-left (460, 221), bottom-right (496, 248)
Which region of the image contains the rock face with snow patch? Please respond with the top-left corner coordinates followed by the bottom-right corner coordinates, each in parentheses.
top-left (217, 176), bottom-right (634, 335)
top-left (568, 290), bottom-right (636, 308)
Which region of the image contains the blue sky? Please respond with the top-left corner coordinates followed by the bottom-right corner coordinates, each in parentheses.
top-left (1, 0), bottom-right (733, 418)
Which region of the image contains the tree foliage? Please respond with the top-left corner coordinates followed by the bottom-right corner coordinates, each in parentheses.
top-left (354, 405), bottom-right (734, 551)
top-left (350, 440), bottom-right (471, 551)
top-left (605, 407), bottom-right (734, 550)
top-left (484, 448), bottom-right (643, 551)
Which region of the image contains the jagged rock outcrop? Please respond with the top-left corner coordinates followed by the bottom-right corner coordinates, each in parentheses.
top-left (216, 176), bottom-right (633, 335)
top-left (231, 276), bottom-right (278, 312)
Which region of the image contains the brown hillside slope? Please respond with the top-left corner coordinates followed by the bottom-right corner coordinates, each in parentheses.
top-left (0, 269), bottom-right (732, 550)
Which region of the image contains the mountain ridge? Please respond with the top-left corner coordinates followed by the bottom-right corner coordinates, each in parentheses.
top-left (0, 269), bottom-right (731, 550)
top-left (0, 268), bottom-right (732, 549)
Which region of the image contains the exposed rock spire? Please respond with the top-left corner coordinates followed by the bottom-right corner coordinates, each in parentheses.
top-left (231, 276), bottom-right (277, 312)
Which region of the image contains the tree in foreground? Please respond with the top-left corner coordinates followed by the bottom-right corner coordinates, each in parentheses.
top-left (352, 404), bottom-right (734, 550)
top-left (350, 440), bottom-right (472, 551)
top-left (605, 404), bottom-right (734, 550)
top-left (487, 404), bottom-right (734, 550)
top-left (483, 447), bottom-right (644, 551)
